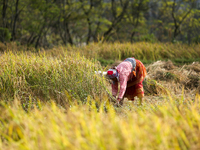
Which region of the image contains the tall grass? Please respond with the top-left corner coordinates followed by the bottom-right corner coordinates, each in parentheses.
top-left (0, 50), bottom-right (108, 109)
top-left (61, 42), bottom-right (200, 65)
top-left (0, 94), bottom-right (200, 150)
top-left (0, 42), bottom-right (199, 149)
top-left (1, 42), bottom-right (200, 65)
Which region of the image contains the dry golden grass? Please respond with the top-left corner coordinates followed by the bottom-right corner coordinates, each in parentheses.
top-left (1, 42), bottom-right (200, 62)
top-left (0, 42), bottom-right (199, 149)
top-left (0, 94), bottom-right (200, 150)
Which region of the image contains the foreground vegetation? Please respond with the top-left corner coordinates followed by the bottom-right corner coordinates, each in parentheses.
top-left (0, 42), bottom-right (199, 149)
top-left (0, 95), bottom-right (200, 150)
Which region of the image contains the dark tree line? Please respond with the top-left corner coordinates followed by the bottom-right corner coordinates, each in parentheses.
top-left (0, 0), bottom-right (200, 48)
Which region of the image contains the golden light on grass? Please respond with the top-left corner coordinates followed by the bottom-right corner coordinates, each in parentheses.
top-left (0, 42), bottom-right (199, 149)
top-left (0, 94), bottom-right (199, 149)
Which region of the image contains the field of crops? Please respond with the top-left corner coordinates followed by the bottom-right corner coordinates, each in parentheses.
top-left (0, 42), bottom-right (200, 150)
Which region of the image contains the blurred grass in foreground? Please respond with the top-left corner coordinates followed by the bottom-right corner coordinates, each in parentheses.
top-left (0, 94), bottom-right (200, 150)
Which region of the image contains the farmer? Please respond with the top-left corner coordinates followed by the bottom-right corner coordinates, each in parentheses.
top-left (106, 57), bottom-right (147, 106)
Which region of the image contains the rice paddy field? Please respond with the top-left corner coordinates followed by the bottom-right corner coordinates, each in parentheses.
top-left (0, 42), bottom-right (200, 150)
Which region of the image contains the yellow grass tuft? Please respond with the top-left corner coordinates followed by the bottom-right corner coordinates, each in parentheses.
top-left (0, 95), bottom-right (199, 149)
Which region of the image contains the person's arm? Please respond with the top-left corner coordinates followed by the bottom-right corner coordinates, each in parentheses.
top-left (118, 73), bottom-right (129, 99)
top-left (127, 76), bottom-right (144, 87)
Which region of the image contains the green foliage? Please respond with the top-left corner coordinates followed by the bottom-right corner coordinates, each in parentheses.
top-left (173, 58), bottom-right (200, 65)
top-left (132, 34), bottom-right (157, 43)
top-left (192, 36), bottom-right (200, 44)
top-left (0, 0), bottom-right (199, 45)
top-left (97, 57), bottom-right (115, 67)
top-left (0, 28), bottom-right (11, 42)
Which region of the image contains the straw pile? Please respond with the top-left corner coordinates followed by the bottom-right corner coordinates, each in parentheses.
top-left (144, 60), bottom-right (200, 95)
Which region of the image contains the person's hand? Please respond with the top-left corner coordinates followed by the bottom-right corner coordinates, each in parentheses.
top-left (110, 95), bottom-right (117, 103)
top-left (127, 81), bottom-right (136, 88)
top-left (112, 95), bottom-right (116, 98)
top-left (114, 98), bottom-right (123, 107)
top-left (118, 98), bottom-right (124, 105)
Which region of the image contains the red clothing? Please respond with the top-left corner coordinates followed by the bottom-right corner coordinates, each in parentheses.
top-left (112, 59), bottom-right (146, 100)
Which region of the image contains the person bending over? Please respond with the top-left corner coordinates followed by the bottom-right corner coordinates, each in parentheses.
top-left (106, 57), bottom-right (147, 106)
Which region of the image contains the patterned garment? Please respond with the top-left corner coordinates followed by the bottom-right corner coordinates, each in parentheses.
top-left (112, 59), bottom-right (147, 100)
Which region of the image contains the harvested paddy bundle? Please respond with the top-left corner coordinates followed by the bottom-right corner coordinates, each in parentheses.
top-left (145, 61), bottom-right (200, 95)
